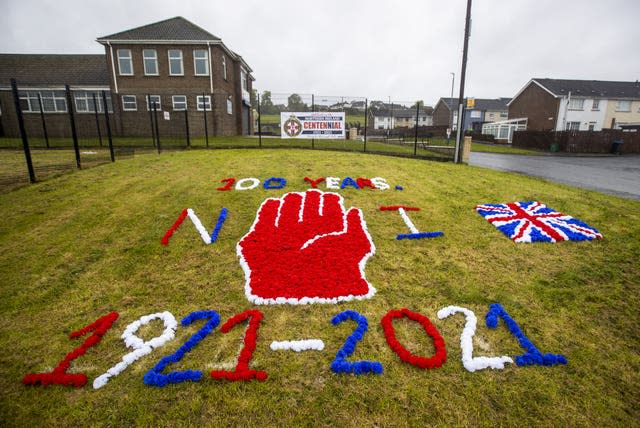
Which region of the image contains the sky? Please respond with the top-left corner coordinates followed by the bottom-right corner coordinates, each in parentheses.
top-left (1, 0), bottom-right (639, 106)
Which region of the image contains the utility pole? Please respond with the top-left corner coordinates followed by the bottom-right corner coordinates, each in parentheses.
top-left (454, 0), bottom-right (473, 164)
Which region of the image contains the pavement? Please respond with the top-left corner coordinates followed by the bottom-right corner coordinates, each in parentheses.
top-left (468, 152), bottom-right (640, 200)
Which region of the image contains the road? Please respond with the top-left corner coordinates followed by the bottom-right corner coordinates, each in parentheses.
top-left (469, 152), bottom-right (640, 200)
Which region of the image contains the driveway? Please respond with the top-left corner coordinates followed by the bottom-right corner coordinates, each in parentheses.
top-left (469, 152), bottom-right (640, 200)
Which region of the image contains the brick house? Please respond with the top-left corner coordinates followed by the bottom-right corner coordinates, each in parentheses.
top-left (0, 17), bottom-right (254, 138)
top-left (432, 97), bottom-right (510, 132)
top-left (508, 78), bottom-right (640, 131)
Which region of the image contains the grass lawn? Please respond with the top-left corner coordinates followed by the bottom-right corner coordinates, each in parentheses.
top-left (0, 149), bottom-right (638, 426)
top-left (471, 142), bottom-right (543, 155)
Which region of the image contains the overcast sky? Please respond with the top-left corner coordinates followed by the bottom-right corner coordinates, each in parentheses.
top-left (2, 0), bottom-right (639, 105)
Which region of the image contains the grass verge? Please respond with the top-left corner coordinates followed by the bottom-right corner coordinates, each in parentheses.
top-left (0, 149), bottom-right (638, 426)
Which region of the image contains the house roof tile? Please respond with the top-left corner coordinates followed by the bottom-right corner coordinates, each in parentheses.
top-left (436, 97), bottom-right (510, 111)
top-left (97, 17), bottom-right (221, 42)
top-left (532, 78), bottom-right (640, 99)
top-left (0, 54), bottom-right (109, 87)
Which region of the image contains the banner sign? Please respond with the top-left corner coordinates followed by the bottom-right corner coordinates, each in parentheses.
top-left (280, 112), bottom-right (345, 139)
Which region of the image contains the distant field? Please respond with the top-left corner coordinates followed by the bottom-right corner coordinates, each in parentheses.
top-left (0, 148), bottom-right (638, 426)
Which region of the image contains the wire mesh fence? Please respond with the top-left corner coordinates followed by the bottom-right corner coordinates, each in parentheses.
top-left (0, 80), bottom-right (456, 192)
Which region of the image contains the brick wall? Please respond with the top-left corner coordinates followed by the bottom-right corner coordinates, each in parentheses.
top-left (509, 82), bottom-right (559, 131)
top-left (512, 130), bottom-right (640, 153)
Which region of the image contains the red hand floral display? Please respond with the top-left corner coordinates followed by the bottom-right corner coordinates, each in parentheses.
top-left (237, 189), bottom-right (376, 305)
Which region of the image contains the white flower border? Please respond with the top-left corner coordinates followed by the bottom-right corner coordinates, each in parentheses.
top-left (93, 311), bottom-right (177, 389)
top-left (237, 189), bottom-right (376, 305)
top-left (437, 305), bottom-right (513, 372)
top-left (270, 339), bottom-right (325, 352)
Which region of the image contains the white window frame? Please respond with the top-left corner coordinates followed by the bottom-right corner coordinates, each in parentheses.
top-left (222, 55), bottom-right (227, 80)
top-left (227, 98), bottom-right (233, 115)
top-left (74, 91), bottom-right (113, 113)
top-left (241, 70), bottom-right (247, 91)
top-left (168, 50), bottom-right (184, 76)
top-left (193, 49), bottom-right (209, 76)
top-left (172, 95), bottom-right (187, 111)
top-left (568, 98), bottom-right (584, 111)
top-left (122, 95), bottom-right (137, 111)
top-left (143, 49), bottom-right (159, 76)
top-left (196, 95), bottom-right (211, 111)
top-left (591, 99), bottom-right (600, 111)
top-left (146, 95), bottom-right (161, 111)
top-left (117, 49), bottom-right (133, 76)
top-left (615, 100), bottom-right (632, 112)
top-left (565, 121), bottom-right (581, 131)
top-left (19, 90), bottom-right (67, 113)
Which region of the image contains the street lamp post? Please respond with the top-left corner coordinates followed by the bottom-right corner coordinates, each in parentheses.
top-left (454, 0), bottom-right (473, 164)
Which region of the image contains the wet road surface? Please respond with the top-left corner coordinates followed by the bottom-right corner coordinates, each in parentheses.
top-left (469, 152), bottom-right (640, 200)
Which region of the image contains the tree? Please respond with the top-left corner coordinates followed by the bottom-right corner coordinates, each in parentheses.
top-left (287, 93), bottom-right (307, 111)
top-left (250, 89), bottom-right (258, 110)
top-left (260, 90), bottom-right (275, 114)
top-left (411, 100), bottom-right (425, 109)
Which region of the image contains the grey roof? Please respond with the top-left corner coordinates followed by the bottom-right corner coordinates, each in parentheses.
top-left (533, 78), bottom-right (640, 99)
top-left (436, 97), bottom-right (510, 111)
top-left (0, 54), bottom-right (109, 87)
top-left (372, 107), bottom-right (434, 117)
top-left (97, 17), bottom-right (221, 42)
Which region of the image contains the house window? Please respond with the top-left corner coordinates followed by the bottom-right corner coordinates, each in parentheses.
top-left (19, 91), bottom-right (67, 113)
top-left (222, 55), bottom-right (227, 80)
top-left (470, 110), bottom-right (481, 119)
top-left (227, 98), bottom-right (233, 115)
top-left (568, 98), bottom-right (584, 110)
top-left (565, 121), bottom-right (580, 131)
top-left (122, 95), bottom-right (137, 111)
top-left (588, 122), bottom-right (596, 131)
top-left (172, 95), bottom-right (187, 111)
top-left (146, 95), bottom-right (161, 111)
top-left (117, 49), bottom-right (133, 75)
top-left (616, 100), bottom-right (631, 112)
top-left (592, 99), bottom-right (600, 111)
top-left (194, 50), bottom-right (209, 76)
top-left (241, 70), bottom-right (247, 91)
top-left (197, 95), bottom-right (211, 111)
top-left (500, 112), bottom-right (508, 118)
top-left (168, 50), bottom-right (184, 76)
top-left (143, 49), bottom-right (158, 76)
top-left (74, 91), bottom-right (113, 113)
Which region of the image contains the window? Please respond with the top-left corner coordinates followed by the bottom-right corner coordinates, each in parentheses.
top-left (146, 95), bottom-right (161, 111)
top-left (500, 111), bottom-right (508, 118)
top-left (172, 95), bottom-right (187, 111)
top-left (143, 49), bottom-right (158, 75)
top-left (222, 55), bottom-right (227, 80)
top-left (122, 95), bottom-right (137, 111)
top-left (588, 122), bottom-right (596, 131)
top-left (616, 100), bottom-right (632, 112)
top-left (565, 121), bottom-right (580, 131)
top-left (168, 50), bottom-right (184, 76)
top-left (117, 49), bottom-right (133, 75)
top-left (227, 98), bottom-right (233, 115)
top-left (74, 91), bottom-right (113, 113)
top-left (18, 90), bottom-right (67, 113)
top-left (568, 98), bottom-right (584, 110)
top-left (194, 50), bottom-right (209, 76)
top-left (470, 110), bottom-right (481, 118)
top-left (241, 70), bottom-right (247, 91)
top-left (197, 95), bottom-right (211, 111)
top-left (592, 99), bottom-right (600, 111)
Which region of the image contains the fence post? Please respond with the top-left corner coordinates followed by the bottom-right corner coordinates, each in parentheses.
top-left (37, 94), bottom-right (50, 149)
top-left (203, 93), bottom-right (209, 148)
top-left (65, 85), bottom-right (81, 169)
top-left (311, 94), bottom-right (315, 150)
top-left (11, 79), bottom-right (36, 183)
top-left (101, 91), bottom-right (115, 162)
top-left (148, 94), bottom-right (156, 148)
top-left (184, 109), bottom-right (190, 147)
top-left (92, 93), bottom-right (103, 147)
top-left (363, 98), bottom-right (368, 152)
top-left (257, 93), bottom-right (262, 148)
top-left (153, 102), bottom-right (161, 154)
top-left (414, 101), bottom-right (419, 156)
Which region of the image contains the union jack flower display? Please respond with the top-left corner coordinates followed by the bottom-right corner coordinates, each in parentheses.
top-left (475, 201), bottom-right (602, 243)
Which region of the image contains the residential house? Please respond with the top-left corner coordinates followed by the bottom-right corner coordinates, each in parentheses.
top-left (432, 97), bottom-right (510, 132)
top-left (0, 17), bottom-right (254, 138)
top-left (508, 78), bottom-right (640, 131)
top-left (369, 106), bottom-right (433, 130)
